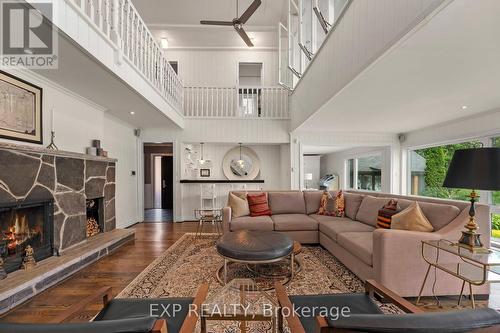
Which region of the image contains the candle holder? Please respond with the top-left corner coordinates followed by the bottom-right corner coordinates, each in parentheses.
top-left (46, 131), bottom-right (59, 150)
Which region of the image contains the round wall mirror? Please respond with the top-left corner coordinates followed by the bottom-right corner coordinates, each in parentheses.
top-left (222, 146), bottom-right (260, 180)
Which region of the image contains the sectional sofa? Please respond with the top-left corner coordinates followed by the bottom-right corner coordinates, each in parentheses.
top-left (222, 190), bottom-right (491, 297)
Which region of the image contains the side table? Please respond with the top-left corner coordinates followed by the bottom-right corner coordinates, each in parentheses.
top-left (417, 239), bottom-right (500, 308)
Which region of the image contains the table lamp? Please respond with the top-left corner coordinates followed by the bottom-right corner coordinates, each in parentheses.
top-left (443, 148), bottom-right (500, 253)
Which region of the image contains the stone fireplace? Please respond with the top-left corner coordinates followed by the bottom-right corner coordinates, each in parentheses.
top-left (0, 143), bottom-right (134, 315)
top-left (0, 199), bottom-right (54, 274)
top-left (0, 143), bottom-right (116, 263)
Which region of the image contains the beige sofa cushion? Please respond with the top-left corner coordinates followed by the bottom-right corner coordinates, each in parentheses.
top-left (227, 192), bottom-right (250, 218)
top-left (230, 216), bottom-right (274, 231)
top-left (355, 196), bottom-right (391, 227)
top-left (304, 191), bottom-right (324, 214)
top-left (268, 192), bottom-right (306, 215)
top-left (390, 198), bottom-right (460, 231)
top-left (391, 202), bottom-right (434, 232)
top-left (272, 214), bottom-right (318, 231)
top-left (311, 215), bottom-right (375, 242)
top-left (344, 193), bottom-right (364, 219)
top-left (337, 232), bottom-right (373, 266)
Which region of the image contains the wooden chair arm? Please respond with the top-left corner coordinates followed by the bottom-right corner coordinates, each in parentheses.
top-left (178, 283), bottom-right (210, 333)
top-left (365, 280), bottom-right (423, 314)
top-left (274, 282), bottom-right (306, 333)
top-left (151, 319), bottom-right (168, 333)
top-left (51, 286), bottom-right (113, 323)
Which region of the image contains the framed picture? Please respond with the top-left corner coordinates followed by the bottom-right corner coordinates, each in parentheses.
top-left (200, 168), bottom-right (211, 177)
top-left (0, 71), bottom-right (43, 144)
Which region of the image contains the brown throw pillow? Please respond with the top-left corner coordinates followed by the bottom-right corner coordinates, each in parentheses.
top-left (317, 190), bottom-right (345, 217)
top-left (334, 190), bottom-right (345, 217)
top-left (227, 192), bottom-right (250, 218)
top-left (377, 199), bottom-right (401, 229)
top-left (247, 193), bottom-right (272, 217)
top-left (391, 202), bottom-right (434, 232)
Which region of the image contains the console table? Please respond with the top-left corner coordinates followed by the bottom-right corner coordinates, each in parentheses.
top-left (417, 239), bottom-right (500, 308)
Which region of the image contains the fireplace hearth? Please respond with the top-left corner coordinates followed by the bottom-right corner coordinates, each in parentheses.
top-left (0, 200), bottom-right (54, 274)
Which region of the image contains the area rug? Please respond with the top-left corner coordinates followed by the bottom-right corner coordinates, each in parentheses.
top-left (118, 233), bottom-right (407, 332)
top-left (118, 233), bottom-right (493, 332)
top-left (118, 233), bottom-right (368, 298)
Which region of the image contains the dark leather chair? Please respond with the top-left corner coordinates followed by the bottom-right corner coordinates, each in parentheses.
top-left (0, 283), bottom-right (209, 333)
top-left (275, 280), bottom-right (500, 333)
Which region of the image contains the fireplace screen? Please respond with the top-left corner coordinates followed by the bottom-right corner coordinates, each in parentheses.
top-left (0, 200), bottom-right (54, 273)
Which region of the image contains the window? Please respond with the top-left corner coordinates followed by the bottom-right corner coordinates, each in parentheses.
top-left (357, 155), bottom-right (382, 191)
top-left (346, 154), bottom-right (382, 192)
top-left (492, 137), bottom-right (500, 241)
top-left (409, 141), bottom-right (482, 200)
top-left (347, 158), bottom-right (354, 189)
top-left (407, 137), bottom-right (500, 243)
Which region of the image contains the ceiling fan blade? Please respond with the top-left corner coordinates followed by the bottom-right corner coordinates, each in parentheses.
top-left (235, 26), bottom-right (254, 47)
top-left (239, 0), bottom-right (261, 24)
top-left (200, 20), bottom-right (234, 26)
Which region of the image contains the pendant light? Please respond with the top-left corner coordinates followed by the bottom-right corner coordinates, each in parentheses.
top-left (199, 143), bottom-right (205, 165)
top-left (237, 143), bottom-right (245, 167)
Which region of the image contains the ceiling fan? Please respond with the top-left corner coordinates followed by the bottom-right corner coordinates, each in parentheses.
top-left (200, 0), bottom-right (262, 47)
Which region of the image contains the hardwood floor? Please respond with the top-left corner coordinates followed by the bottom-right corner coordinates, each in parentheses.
top-left (1, 222), bottom-right (498, 323)
top-left (0, 222), bottom-right (215, 323)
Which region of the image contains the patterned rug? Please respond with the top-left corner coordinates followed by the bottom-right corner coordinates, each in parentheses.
top-left (118, 233), bottom-right (494, 332)
top-left (119, 233), bottom-right (491, 307)
top-left (118, 233), bottom-right (370, 297)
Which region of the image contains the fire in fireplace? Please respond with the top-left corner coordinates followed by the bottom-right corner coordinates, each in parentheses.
top-left (86, 198), bottom-right (104, 238)
top-left (0, 200), bottom-right (54, 274)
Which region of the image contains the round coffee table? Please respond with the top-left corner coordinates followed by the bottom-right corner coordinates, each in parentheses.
top-left (216, 230), bottom-right (294, 285)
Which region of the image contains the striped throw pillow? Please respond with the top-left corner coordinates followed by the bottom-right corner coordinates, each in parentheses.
top-left (247, 193), bottom-right (272, 217)
top-left (377, 199), bottom-right (400, 229)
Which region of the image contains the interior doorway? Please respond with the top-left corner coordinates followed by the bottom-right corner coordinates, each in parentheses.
top-left (144, 143), bottom-right (173, 222)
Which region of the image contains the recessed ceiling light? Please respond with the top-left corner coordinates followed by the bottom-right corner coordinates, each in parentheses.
top-left (130, 111), bottom-right (135, 115)
top-left (461, 105), bottom-right (468, 110)
top-left (161, 38), bottom-right (169, 49)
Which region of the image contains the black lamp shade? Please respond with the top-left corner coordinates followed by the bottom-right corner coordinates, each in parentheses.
top-left (443, 148), bottom-right (500, 191)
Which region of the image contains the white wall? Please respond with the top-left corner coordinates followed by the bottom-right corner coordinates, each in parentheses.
top-left (177, 143), bottom-right (288, 221)
top-left (1, 69), bottom-right (139, 228)
top-left (166, 49), bottom-right (279, 87)
top-left (182, 143), bottom-right (285, 189)
top-left (303, 155), bottom-right (321, 189)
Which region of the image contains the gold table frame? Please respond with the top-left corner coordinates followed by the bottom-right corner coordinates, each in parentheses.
top-left (417, 239), bottom-right (500, 308)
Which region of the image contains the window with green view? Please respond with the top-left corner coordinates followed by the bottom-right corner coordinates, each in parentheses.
top-left (409, 141), bottom-right (482, 200)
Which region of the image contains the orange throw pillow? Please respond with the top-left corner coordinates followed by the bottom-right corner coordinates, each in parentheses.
top-left (247, 193), bottom-right (272, 217)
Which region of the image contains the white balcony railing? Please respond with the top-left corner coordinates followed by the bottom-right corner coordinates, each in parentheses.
top-left (183, 87), bottom-right (290, 119)
top-left (68, 0), bottom-right (183, 112)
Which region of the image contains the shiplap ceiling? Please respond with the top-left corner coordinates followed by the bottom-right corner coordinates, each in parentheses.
top-left (297, 0), bottom-right (500, 133)
top-left (132, 0), bottom-right (287, 48)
